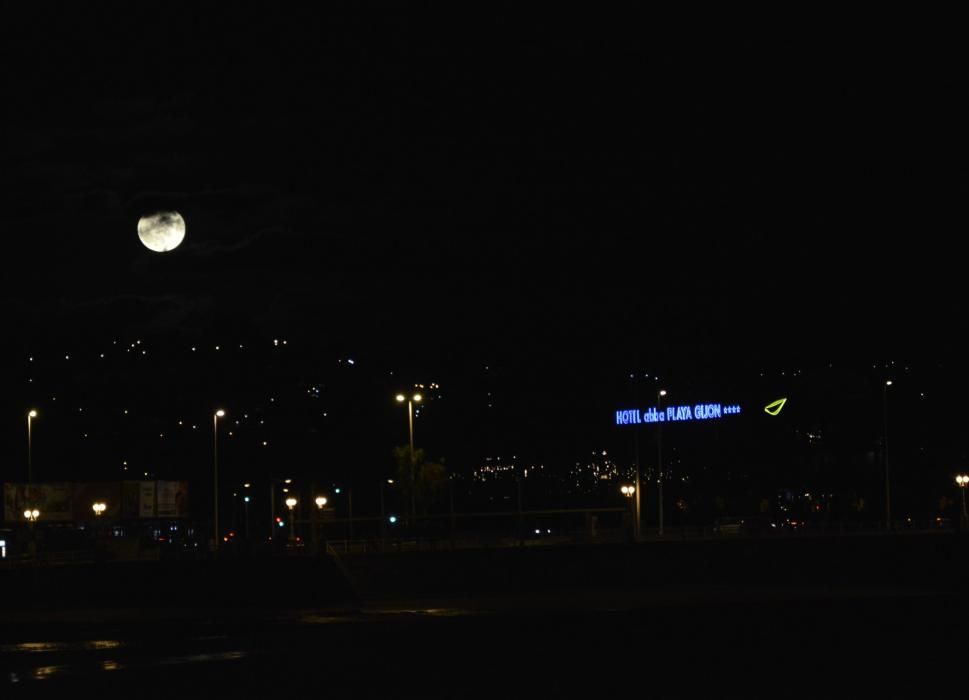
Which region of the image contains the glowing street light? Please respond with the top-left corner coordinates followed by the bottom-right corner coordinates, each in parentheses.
top-left (92, 502), bottom-right (107, 517)
top-left (286, 497), bottom-right (298, 542)
top-left (213, 409), bottom-right (226, 551)
top-left (957, 474), bottom-right (969, 527)
top-left (27, 410), bottom-right (38, 483)
top-left (395, 392), bottom-right (422, 524)
top-left (621, 485), bottom-right (635, 497)
top-left (23, 509), bottom-right (40, 522)
top-left (315, 496), bottom-right (328, 509)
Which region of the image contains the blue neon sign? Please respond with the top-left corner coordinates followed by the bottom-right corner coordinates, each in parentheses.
top-left (615, 403), bottom-right (741, 426)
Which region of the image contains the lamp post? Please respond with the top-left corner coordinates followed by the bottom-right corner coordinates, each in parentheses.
top-left (396, 392), bottom-right (422, 526)
top-left (213, 409), bottom-right (225, 551)
top-left (621, 485), bottom-right (635, 537)
top-left (314, 495), bottom-right (327, 551)
top-left (657, 389), bottom-right (667, 536)
top-left (92, 502), bottom-right (106, 517)
top-left (883, 381), bottom-right (891, 531)
top-left (956, 475), bottom-right (969, 528)
top-left (285, 497), bottom-right (298, 543)
top-left (23, 507), bottom-right (40, 557)
top-left (27, 410), bottom-right (38, 483)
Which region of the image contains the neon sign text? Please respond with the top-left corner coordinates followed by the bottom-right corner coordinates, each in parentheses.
top-left (615, 403), bottom-right (742, 426)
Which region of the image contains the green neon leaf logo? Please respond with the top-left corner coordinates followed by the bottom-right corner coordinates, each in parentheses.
top-left (764, 398), bottom-right (787, 416)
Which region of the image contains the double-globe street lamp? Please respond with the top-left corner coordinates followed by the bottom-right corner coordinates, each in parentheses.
top-left (621, 485), bottom-right (636, 537)
top-left (957, 474), bottom-right (969, 527)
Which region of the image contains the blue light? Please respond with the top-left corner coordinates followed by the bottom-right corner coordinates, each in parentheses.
top-left (616, 402), bottom-right (742, 426)
top-left (278, 521), bottom-right (285, 527)
top-left (388, 515), bottom-right (397, 524)
top-left (334, 488), bottom-right (341, 494)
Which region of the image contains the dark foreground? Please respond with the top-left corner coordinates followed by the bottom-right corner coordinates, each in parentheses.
top-left (3, 535), bottom-right (968, 696)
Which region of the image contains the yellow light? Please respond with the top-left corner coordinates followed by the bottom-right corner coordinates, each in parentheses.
top-left (215, 409), bottom-right (225, 417)
top-left (315, 496), bottom-right (327, 508)
top-left (413, 394), bottom-right (422, 402)
top-left (396, 394), bottom-right (406, 402)
top-left (764, 398), bottom-right (788, 416)
top-left (28, 410), bottom-right (38, 418)
top-left (23, 509), bottom-right (31, 520)
top-left (285, 497), bottom-right (297, 509)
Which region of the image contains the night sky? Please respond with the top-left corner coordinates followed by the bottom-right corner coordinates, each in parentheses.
top-left (3, 7), bottom-right (968, 515)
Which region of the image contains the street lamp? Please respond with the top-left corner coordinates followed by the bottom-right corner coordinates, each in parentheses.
top-left (213, 409), bottom-right (225, 550)
top-left (621, 484), bottom-right (636, 539)
top-left (27, 410), bottom-right (38, 483)
top-left (92, 502), bottom-right (106, 517)
top-left (883, 381), bottom-right (891, 531)
top-left (312, 495), bottom-right (328, 552)
top-left (396, 392), bottom-right (422, 525)
top-left (657, 389), bottom-right (667, 536)
top-left (956, 474), bottom-right (969, 527)
top-left (23, 509), bottom-right (40, 522)
top-left (285, 497), bottom-right (298, 542)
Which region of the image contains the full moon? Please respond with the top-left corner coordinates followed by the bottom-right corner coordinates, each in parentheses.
top-left (137, 211), bottom-right (186, 252)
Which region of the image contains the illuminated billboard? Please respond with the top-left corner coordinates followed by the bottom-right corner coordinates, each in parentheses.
top-left (615, 402), bottom-right (742, 426)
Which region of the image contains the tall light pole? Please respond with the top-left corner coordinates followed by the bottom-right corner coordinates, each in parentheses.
top-left (396, 392), bottom-right (422, 525)
top-left (883, 381), bottom-right (891, 531)
top-left (286, 497), bottom-right (298, 543)
top-left (657, 389), bottom-right (667, 536)
top-left (213, 409), bottom-right (225, 551)
top-left (27, 410), bottom-right (38, 483)
top-left (956, 475), bottom-right (968, 528)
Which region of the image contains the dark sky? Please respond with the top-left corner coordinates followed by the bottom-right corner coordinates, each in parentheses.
top-left (3, 7), bottom-right (969, 493)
